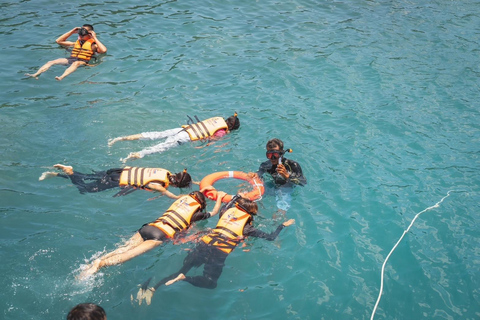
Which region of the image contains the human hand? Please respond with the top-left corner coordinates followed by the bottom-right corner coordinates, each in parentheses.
top-left (89, 30), bottom-right (97, 38)
top-left (276, 164), bottom-right (290, 179)
top-left (247, 172), bottom-right (259, 179)
top-left (282, 219), bottom-right (295, 227)
top-left (72, 27), bottom-right (80, 33)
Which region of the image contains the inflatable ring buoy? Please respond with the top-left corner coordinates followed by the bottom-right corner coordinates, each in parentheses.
top-left (199, 171), bottom-right (264, 203)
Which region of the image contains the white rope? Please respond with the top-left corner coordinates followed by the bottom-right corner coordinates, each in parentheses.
top-left (370, 191), bottom-right (453, 320)
top-left (253, 179), bottom-right (264, 201)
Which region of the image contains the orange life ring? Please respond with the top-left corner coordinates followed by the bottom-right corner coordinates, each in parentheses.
top-left (199, 171), bottom-right (264, 203)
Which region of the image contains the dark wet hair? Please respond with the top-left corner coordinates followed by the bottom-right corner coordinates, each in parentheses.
top-left (67, 303), bottom-right (106, 320)
top-left (225, 115), bottom-right (240, 131)
top-left (83, 24), bottom-right (94, 31)
top-left (235, 197), bottom-right (258, 216)
top-left (172, 170), bottom-right (192, 188)
top-left (266, 138), bottom-right (284, 151)
top-left (189, 191), bottom-right (207, 210)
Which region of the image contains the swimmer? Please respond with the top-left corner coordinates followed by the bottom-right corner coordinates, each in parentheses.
top-left (39, 164), bottom-right (192, 198)
top-left (78, 190), bottom-right (227, 279)
top-left (249, 138), bottom-right (306, 215)
top-left (25, 24), bottom-right (107, 81)
top-left (108, 113), bottom-right (240, 162)
top-left (136, 196), bottom-right (295, 305)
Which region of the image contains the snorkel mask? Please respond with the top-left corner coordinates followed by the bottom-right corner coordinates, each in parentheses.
top-left (266, 148), bottom-right (292, 162)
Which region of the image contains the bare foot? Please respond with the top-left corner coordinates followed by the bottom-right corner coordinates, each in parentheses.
top-left (25, 73), bottom-right (39, 79)
top-left (55, 76), bottom-right (63, 81)
top-left (108, 138), bottom-right (121, 147)
top-left (77, 259), bottom-right (101, 280)
top-left (165, 273), bottom-right (186, 286)
top-left (39, 171), bottom-right (58, 181)
top-left (53, 164), bottom-right (73, 175)
top-left (122, 152), bottom-right (141, 163)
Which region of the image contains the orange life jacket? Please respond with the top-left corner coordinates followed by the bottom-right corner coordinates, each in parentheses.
top-left (71, 38), bottom-right (95, 62)
top-left (181, 117), bottom-right (228, 141)
top-left (119, 167), bottom-right (170, 188)
top-left (201, 207), bottom-right (251, 253)
top-left (148, 195), bottom-right (201, 238)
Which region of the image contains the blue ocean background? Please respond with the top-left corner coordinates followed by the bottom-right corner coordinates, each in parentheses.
top-left (1, 0), bottom-right (479, 319)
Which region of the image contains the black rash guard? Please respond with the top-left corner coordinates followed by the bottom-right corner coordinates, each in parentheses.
top-left (257, 157), bottom-right (307, 187)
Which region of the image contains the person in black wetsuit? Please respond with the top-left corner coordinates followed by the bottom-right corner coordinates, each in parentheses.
top-left (39, 163), bottom-right (192, 198)
top-left (135, 196), bottom-right (295, 305)
top-left (78, 190), bottom-right (227, 279)
top-left (253, 138), bottom-right (306, 215)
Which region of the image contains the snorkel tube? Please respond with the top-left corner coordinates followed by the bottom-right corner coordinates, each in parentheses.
top-left (279, 148), bottom-right (292, 164)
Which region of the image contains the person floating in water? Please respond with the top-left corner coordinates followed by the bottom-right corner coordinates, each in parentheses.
top-left (135, 196), bottom-right (295, 305)
top-left (108, 113), bottom-right (240, 162)
top-left (39, 164), bottom-right (192, 198)
top-left (251, 138), bottom-right (306, 215)
top-left (78, 190), bottom-right (227, 279)
top-left (25, 24), bottom-right (107, 81)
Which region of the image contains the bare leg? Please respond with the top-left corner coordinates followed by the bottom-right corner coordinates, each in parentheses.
top-left (53, 164), bottom-right (74, 175)
top-left (99, 233), bottom-right (145, 261)
top-left (55, 61), bottom-right (86, 81)
top-left (78, 233), bottom-right (162, 279)
top-left (25, 58), bottom-right (68, 79)
top-left (108, 134), bottom-right (143, 147)
top-left (165, 273), bottom-right (186, 286)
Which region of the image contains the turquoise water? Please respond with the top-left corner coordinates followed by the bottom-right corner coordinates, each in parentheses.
top-left (1, 0), bottom-right (479, 319)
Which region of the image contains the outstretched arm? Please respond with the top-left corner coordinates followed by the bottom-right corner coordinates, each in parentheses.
top-left (243, 219), bottom-right (295, 241)
top-left (145, 182), bottom-right (182, 199)
top-left (206, 190), bottom-right (227, 217)
top-left (56, 27), bottom-right (78, 46)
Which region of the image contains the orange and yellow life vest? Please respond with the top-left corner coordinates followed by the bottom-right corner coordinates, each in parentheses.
top-left (181, 117), bottom-right (228, 141)
top-left (119, 167), bottom-right (170, 188)
top-left (201, 207), bottom-right (251, 253)
top-left (70, 38), bottom-right (95, 62)
top-left (148, 195), bottom-right (201, 238)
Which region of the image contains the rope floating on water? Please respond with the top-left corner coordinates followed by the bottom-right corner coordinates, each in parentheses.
top-left (370, 190), bottom-right (454, 320)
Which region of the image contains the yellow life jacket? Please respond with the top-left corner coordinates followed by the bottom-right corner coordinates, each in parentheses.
top-left (119, 167), bottom-right (170, 188)
top-left (148, 195), bottom-right (201, 238)
top-left (201, 207), bottom-right (251, 253)
top-left (71, 38), bottom-right (95, 62)
top-left (181, 117), bottom-right (228, 141)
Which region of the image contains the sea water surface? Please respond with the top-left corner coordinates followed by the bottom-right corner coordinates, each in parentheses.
top-left (1, 0), bottom-right (479, 319)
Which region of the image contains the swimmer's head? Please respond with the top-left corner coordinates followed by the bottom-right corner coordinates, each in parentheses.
top-left (67, 303), bottom-right (106, 320)
top-left (266, 138), bottom-right (284, 151)
top-left (226, 112), bottom-right (240, 131)
top-left (189, 191), bottom-right (207, 210)
top-left (235, 197), bottom-right (258, 216)
top-left (82, 24), bottom-right (94, 31)
top-left (171, 169), bottom-right (192, 188)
